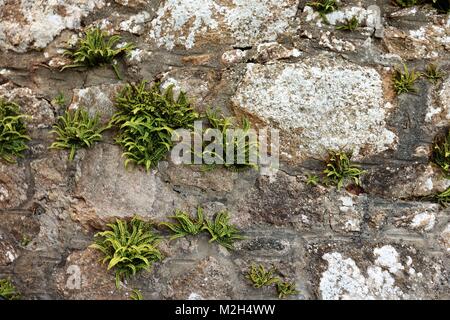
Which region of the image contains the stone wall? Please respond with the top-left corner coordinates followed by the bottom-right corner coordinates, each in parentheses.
top-left (0, 0), bottom-right (449, 300)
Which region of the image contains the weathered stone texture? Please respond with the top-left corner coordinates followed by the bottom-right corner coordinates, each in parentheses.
top-left (0, 0), bottom-right (449, 300)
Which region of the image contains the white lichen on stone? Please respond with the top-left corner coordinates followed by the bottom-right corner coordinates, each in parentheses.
top-left (232, 58), bottom-right (397, 158)
top-left (410, 212), bottom-right (436, 231)
top-left (119, 11), bottom-right (151, 35)
top-left (149, 0), bottom-right (298, 50)
top-left (373, 245), bottom-right (404, 274)
top-left (0, 0), bottom-right (105, 52)
top-left (320, 252), bottom-right (406, 300)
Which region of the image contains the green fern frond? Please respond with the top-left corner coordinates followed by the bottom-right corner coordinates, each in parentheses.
top-left (90, 216), bottom-right (162, 289)
top-left (62, 27), bottom-right (134, 79)
top-left (0, 98), bottom-right (31, 163)
top-left (49, 108), bottom-right (107, 161)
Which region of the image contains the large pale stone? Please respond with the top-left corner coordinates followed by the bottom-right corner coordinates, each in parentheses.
top-left (232, 57), bottom-right (397, 159)
top-left (149, 0), bottom-right (298, 50)
top-left (0, 0), bottom-right (105, 52)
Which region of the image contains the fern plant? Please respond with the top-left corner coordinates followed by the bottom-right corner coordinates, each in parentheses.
top-left (306, 174), bottom-right (320, 186)
top-left (62, 27), bottom-right (134, 79)
top-left (111, 81), bottom-right (199, 171)
top-left (393, 64), bottom-right (420, 95)
top-left (0, 278), bottom-right (20, 300)
top-left (197, 110), bottom-right (258, 172)
top-left (431, 130), bottom-right (450, 176)
top-left (276, 281), bottom-right (299, 299)
top-left (130, 289), bottom-right (143, 300)
top-left (336, 16), bottom-right (360, 31)
top-left (431, 0), bottom-right (450, 12)
top-left (202, 211), bottom-right (244, 250)
top-left (0, 99), bottom-right (31, 163)
top-left (246, 264), bottom-right (280, 289)
top-left (423, 64), bottom-right (446, 84)
top-left (306, 0), bottom-right (338, 21)
top-left (323, 150), bottom-right (365, 190)
top-left (425, 186), bottom-right (450, 207)
top-left (50, 108), bottom-right (107, 161)
top-left (394, 0), bottom-right (419, 7)
top-left (160, 207), bottom-right (205, 240)
top-left (90, 217), bottom-right (163, 288)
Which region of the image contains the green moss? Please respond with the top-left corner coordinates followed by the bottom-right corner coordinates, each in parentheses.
top-left (62, 27), bottom-right (134, 79)
top-left (111, 81), bottom-right (199, 171)
top-left (0, 99), bottom-right (31, 164)
top-left (50, 108), bottom-right (107, 161)
top-left (90, 217), bottom-right (163, 288)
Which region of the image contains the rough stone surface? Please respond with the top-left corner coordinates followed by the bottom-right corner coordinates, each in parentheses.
top-left (0, 0), bottom-right (449, 300)
top-left (232, 57), bottom-right (397, 159)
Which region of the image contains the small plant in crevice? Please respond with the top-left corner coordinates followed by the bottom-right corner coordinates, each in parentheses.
top-left (323, 150), bottom-right (365, 190)
top-left (246, 264), bottom-right (280, 289)
top-left (130, 289), bottom-right (143, 300)
top-left (195, 109), bottom-right (258, 172)
top-left (202, 211), bottom-right (244, 250)
top-left (431, 0), bottom-right (450, 13)
top-left (62, 27), bottom-right (134, 79)
top-left (50, 108), bottom-right (108, 161)
top-left (336, 16), bottom-right (360, 31)
top-left (276, 281), bottom-right (299, 299)
top-left (52, 92), bottom-right (66, 107)
top-left (306, 174), bottom-right (320, 186)
top-left (306, 0), bottom-right (338, 22)
top-left (423, 64), bottom-right (446, 84)
top-left (90, 217), bottom-right (163, 288)
top-left (394, 0), bottom-right (419, 7)
top-left (244, 264), bottom-right (299, 299)
top-left (0, 278), bottom-right (20, 300)
top-left (111, 81), bottom-right (199, 171)
top-left (426, 186), bottom-right (450, 207)
top-left (392, 64), bottom-right (420, 95)
top-left (0, 98), bottom-right (31, 164)
top-left (20, 235), bottom-right (31, 247)
top-left (160, 207), bottom-right (205, 240)
top-left (431, 129), bottom-right (450, 176)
